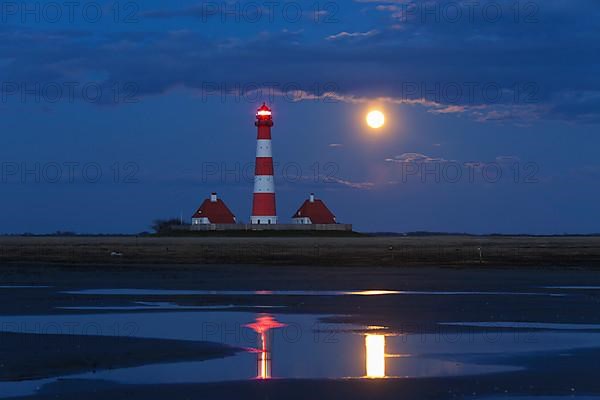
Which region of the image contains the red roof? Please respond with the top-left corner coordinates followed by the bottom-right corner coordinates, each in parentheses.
top-left (257, 103), bottom-right (271, 113)
top-left (192, 198), bottom-right (236, 224)
top-left (292, 198), bottom-right (337, 224)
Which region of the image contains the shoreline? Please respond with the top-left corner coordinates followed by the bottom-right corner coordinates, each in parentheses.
top-left (0, 332), bottom-right (238, 382)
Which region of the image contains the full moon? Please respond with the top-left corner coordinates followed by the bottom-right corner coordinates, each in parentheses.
top-left (366, 110), bottom-right (385, 129)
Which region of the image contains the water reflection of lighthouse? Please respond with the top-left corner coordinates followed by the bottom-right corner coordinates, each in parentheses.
top-left (245, 314), bottom-right (286, 379)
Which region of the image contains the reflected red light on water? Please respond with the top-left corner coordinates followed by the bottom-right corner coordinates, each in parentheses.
top-left (245, 314), bottom-right (287, 380)
top-left (245, 314), bottom-right (286, 334)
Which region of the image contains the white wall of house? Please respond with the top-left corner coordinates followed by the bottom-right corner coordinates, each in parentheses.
top-left (192, 217), bottom-right (210, 225)
top-left (293, 217), bottom-right (312, 225)
top-left (251, 216), bottom-right (277, 225)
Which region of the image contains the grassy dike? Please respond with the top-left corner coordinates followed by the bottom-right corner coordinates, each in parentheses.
top-left (0, 235), bottom-right (599, 267)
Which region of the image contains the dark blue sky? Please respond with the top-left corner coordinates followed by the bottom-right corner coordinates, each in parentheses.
top-left (1, 0), bottom-right (599, 234)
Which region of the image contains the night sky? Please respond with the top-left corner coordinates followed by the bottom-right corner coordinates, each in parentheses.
top-left (1, 0), bottom-right (598, 234)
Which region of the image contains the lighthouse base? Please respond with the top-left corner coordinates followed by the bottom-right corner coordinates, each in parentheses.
top-left (251, 216), bottom-right (278, 225)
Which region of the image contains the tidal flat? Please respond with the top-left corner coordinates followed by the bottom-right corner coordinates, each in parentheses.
top-left (1, 263), bottom-right (600, 399)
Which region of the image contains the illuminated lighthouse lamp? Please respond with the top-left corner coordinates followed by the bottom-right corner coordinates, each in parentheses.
top-left (256, 104), bottom-right (272, 119)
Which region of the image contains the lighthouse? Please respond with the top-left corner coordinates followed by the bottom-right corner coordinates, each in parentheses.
top-left (251, 103), bottom-right (277, 225)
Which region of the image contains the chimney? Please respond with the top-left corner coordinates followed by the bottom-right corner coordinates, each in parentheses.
top-left (309, 193), bottom-right (315, 203)
top-left (210, 193), bottom-right (218, 202)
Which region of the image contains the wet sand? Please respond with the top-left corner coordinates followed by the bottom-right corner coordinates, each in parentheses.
top-left (16, 348), bottom-right (600, 399)
top-left (0, 332), bottom-right (238, 381)
top-left (3, 264), bottom-right (600, 328)
top-left (28, 352), bottom-right (600, 400)
top-left (3, 263), bottom-right (600, 399)
top-left (1, 235), bottom-right (599, 267)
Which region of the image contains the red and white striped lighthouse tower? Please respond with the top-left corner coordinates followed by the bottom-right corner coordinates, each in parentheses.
top-left (251, 103), bottom-right (277, 224)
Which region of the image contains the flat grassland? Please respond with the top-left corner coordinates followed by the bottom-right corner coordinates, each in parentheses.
top-left (0, 236), bottom-right (599, 267)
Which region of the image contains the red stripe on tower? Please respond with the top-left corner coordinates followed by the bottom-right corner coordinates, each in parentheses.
top-left (255, 158), bottom-right (274, 176)
top-left (251, 103), bottom-right (277, 224)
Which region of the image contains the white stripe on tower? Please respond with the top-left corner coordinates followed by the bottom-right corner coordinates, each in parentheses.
top-left (254, 175), bottom-right (275, 193)
top-left (255, 140), bottom-right (272, 158)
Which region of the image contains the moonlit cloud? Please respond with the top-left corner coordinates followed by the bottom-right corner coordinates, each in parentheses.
top-left (1, 0), bottom-right (599, 124)
top-left (326, 30), bottom-right (379, 41)
top-left (385, 153), bottom-right (452, 164)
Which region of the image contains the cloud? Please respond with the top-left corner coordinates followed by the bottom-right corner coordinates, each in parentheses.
top-left (385, 153), bottom-right (452, 164)
top-left (1, 1), bottom-right (599, 123)
top-left (293, 173), bottom-right (375, 191)
top-left (326, 30), bottom-right (379, 41)
top-left (495, 156), bottom-right (521, 164)
top-left (141, 6), bottom-right (214, 20)
top-left (430, 105), bottom-right (467, 114)
top-left (386, 153), bottom-right (525, 169)
top-left (326, 177), bottom-right (376, 190)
